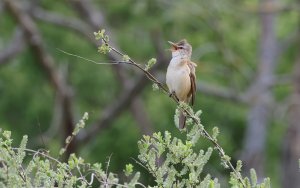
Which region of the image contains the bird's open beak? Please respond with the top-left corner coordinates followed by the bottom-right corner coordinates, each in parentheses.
top-left (168, 41), bottom-right (178, 51)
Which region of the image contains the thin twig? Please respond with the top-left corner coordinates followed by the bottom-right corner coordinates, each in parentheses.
top-left (77, 172), bottom-right (96, 185)
top-left (57, 48), bottom-right (128, 65)
top-left (131, 157), bottom-right (159, 180)
top-left (12, 147), bottom-right (73, 176)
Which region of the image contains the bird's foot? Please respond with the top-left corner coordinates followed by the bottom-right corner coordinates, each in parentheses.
top-left (169, 91), bottom-right (179, 102)
top-left (169, 91), bottom-right (176, 97)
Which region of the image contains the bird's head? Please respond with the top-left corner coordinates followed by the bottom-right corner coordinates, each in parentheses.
top-left (168, 39), bottom-right (192, 58)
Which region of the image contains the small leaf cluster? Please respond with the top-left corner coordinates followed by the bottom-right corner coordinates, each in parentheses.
top-left (152, 83), bottom-right (159, 91)
top-left (59, 112), bottom-right (89, 156)
top-left (94, 29), bottom-right (111, 54)
top-left (145, 58), bottom-right (157, 71)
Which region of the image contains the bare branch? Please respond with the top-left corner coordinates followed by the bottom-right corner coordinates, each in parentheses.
top-left (0, 28), bottom-right (26, 65)
top-left (197, 81), bottom-right (248, 103)
top-left (4, 0), bottom-right (75, 157)
top-left (30, 6), bottom-right (94, 41)
top-left (77, 70), bottom-right (157, 143)
top-left (68, 0), bottom-right (104, 29)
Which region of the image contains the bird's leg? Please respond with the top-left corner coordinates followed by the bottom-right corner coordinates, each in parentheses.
top-left (169, 91), bottom-right (179, 102)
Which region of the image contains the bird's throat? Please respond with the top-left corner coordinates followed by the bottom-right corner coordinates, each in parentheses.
top-left (171, 51), bottom-right (182, 58)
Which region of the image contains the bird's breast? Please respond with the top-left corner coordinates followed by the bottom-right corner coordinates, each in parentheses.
top-left (166, 59), bottom-right (191, 101)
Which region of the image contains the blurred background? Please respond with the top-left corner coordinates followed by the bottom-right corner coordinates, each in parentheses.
top-left (0, 0), bottom-right (299, 187)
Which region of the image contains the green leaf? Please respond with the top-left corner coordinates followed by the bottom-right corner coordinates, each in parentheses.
top-left (212, 127), bottom-right (219, 141)
top-left (59, 148), bottom-right (66, 155)
top-left (124, 163), bottom-right (134, 176)
top-left (145, 58), bottom-right (156, 70)
top-left (98, 44), bottom-right (111, 54)
top-left (3, 130), bottom-right (11, 140)
top-left (250, 168), bottom-right (257, 186)
top-left (122, 55), bottom-right (130, 62)
top-left (94, 29), bottom-right (105, 40)
top-left (152, 83), bottom-right (159, 91)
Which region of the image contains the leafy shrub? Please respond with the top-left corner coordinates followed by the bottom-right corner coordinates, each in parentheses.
top-left (0, 111), bottom-right (270, 187)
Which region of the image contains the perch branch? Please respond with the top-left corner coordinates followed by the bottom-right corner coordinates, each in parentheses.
top-left (0, 28), bottom-right (26, 65)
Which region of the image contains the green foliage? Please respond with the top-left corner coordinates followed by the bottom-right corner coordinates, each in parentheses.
top-left (145, 58), bottom-right (157, 71)
top-left (229, 165), bottom-right (271, 188)
top-left (0, 125), bottom-right (272, 187)
top-left (93, 29), bottom-right (105, 40)
top-left (212, 127), bottom-right (219, 142)
top-left (124, 163), bottom-right (134, 177)
top-left (94, 29), bottom-right (111, 55)
top-left (152, 83), bottom-right (159, 91)
top-left (0, 115), bottom-right (142, 187)
top-left (138, 131), bottom-right (217, 187)
top-left (98, 45), bottom-right (111, 55)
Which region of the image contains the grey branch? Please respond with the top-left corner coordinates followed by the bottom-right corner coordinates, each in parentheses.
top-left (30, 6), bottom-right (93, 41)
top-left (77, 66), bottom-right (160, 143)
top-left (0, 28), bottom-right (25, 65)
top-left (197, 81), bottom-right (248, 103)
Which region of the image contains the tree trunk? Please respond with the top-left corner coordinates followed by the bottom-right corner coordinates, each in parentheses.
top-left (242, 0), bottom-right (278, 179)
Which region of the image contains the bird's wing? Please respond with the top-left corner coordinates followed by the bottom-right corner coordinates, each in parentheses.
top-left (188, 61), bottom-right (197, 105)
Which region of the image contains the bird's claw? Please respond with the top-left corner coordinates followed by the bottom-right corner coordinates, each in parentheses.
top-left (169, 91), bottom-right (175, 97)
top-left (169, 92), bottom-right (179, 102)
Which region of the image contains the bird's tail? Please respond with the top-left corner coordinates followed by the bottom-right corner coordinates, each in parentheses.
top-left (179, 111), bottom-right (186, 129)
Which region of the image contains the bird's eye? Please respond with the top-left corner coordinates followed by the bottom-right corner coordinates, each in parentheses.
top-left (178, 47), bottom-right (183, 49)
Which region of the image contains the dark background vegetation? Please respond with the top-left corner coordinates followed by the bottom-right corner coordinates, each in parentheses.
top-left (0, 0), bottom-right (299, 187)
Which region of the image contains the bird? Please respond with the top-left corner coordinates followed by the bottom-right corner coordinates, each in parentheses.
top-left (166, 39), bottom-right (197, 129)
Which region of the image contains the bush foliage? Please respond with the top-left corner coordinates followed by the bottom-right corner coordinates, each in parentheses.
top-left (0, 111), bottom-right (270, 187)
